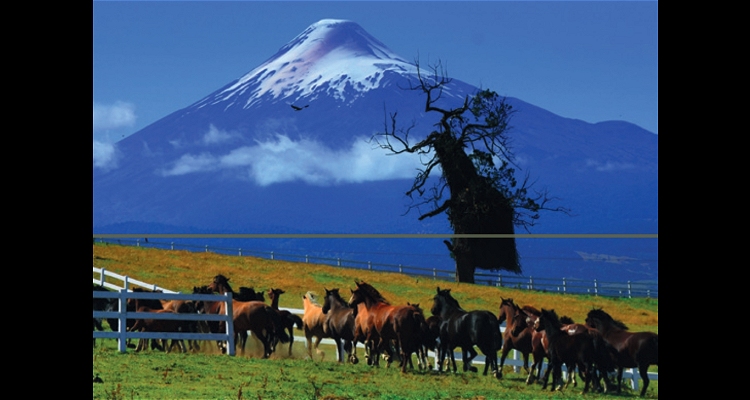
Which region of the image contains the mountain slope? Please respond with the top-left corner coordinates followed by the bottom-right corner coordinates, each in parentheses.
top-left (93, 19), bottom-right (657, 283)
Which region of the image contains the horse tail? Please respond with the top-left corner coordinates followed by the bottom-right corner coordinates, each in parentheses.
top-left (268, 308), bottom-right (291, 344)
top-left (494, 316), bottom-right (504, 351)
top-left (289, 314), bottom-right (304, 330)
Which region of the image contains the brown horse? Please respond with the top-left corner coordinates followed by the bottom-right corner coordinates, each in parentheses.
top-left (206, 275), bottom-right (289, 357)
top-left (497, 298), bottom-right (533, 375)
top-left (347, 281), bottom-right (426, 373)
top-left (535, 309), bottom-right (605, 394)
top-left (585, 308), bottom-right (658, 397)
top-left (391, 302), bottom-right (429, 372)
top-left (301, 291), bottom-right (328, 361)
top-left (129, 306), bottom-right (192, 353)
top-left (267, 288), bottom-right (303, 356)
top-left (348, 281), bottom-right (398, 368)
top-left (321, 288), bottom-right (358, 364)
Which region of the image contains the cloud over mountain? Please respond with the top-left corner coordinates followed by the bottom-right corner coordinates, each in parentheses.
top-left (161, 133), bottom-right (424, 186)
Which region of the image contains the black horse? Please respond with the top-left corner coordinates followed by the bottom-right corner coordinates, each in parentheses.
top-left (430, 287), bottom-right (502, 377)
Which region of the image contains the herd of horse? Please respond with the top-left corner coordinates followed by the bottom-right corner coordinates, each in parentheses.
top-left (93, 275), bottom-right (658, 396)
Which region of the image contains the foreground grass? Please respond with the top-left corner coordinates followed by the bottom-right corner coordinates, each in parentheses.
top-left (93, 243), bottom-right (658, 398)
top-left (92, 338), bottom-right (657, 399)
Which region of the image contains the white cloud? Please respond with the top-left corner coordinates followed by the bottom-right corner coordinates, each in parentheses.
top-left (93, 140), bottom-right (119, 170)
top-left (160, 134), bottom-right (425, 185)
top-left (585, 159), bottom-right (635, 172)
top-left (93, 101), bottom-right (136, 130)
top-left (93, 101), bottom-right (137, 170)
top-left (202, 124), bottom-right (235, 145)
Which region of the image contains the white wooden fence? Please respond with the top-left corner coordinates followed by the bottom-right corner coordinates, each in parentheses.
top-left (93, 267), bottom-right (657, 391)
top-left (93, 267), bottom-right (236, 355)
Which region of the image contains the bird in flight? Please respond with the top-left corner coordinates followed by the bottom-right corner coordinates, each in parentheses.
top-left (290, 104), bottom-right (309, 111)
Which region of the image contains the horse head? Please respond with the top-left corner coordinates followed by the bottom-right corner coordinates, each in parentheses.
top-left (537, 308), bottom-right (562, 333)
top-left (498, 297), bottom-right (517, 324)
top-left (585, 308), bottom-right (628, 331)
top-left (322, 287), bottom-right (340, 314)
top-left (209, 274), bottom-right (233, 294)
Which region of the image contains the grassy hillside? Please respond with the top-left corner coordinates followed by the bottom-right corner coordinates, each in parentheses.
top-left (92, 243), bottom-right (658, 399)
top-left (92, 243), bottom-right (657, 332)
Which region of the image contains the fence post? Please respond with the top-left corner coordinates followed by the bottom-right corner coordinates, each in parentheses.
top-left (271, 251), bottom-right (274, 260)
top-left (306, 255), bottom-right (309, 263)
top-left (529, 276), bottom-right (534, 290)
top-left (239, 248), bottom-right (242, 256)
top-left (171, 242), bottom-right (174, 250)
top-left (628, 281), bottom-right (632, 298)
top-left (368, 261), bottom-right (372, 271)
top-left (498, 274), bottom-right (502, 287)
top-left (562, 277), bottom-right (566, 294)
top-left (117, 288), bottom-right (128, 353)
top-left (99, 268), bottom-right (106, 286)
top-left (433, 268), bottom-right (436, 279)
top-left (399, 264), bottom-right (402, 273)
top-left (337, 258), bottom-right (341, 266)
top-left (205, 245), bottom-right (209, 253)
top-left (225, 292), bottom-right (235, 356)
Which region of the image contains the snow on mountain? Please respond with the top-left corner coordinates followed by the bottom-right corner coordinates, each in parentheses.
top-left (94, 19), bottom-right (658, 284)
top-left (195, 20), bottom-right (417, 110)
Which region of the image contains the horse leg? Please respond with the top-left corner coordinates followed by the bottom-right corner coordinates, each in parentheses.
top-left (638, 363), bottom-right (650, 397)
top-left (287, 326), bottom-right (294, 356)
top-left (463, 346), bottom-right (478, 373)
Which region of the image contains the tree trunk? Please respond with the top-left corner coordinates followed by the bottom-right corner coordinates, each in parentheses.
top-left (454, 247), bottom-right (476, 284)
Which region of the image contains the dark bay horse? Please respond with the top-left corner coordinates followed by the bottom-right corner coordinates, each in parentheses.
top-left (430, 287), bottom-right (502, 378)
top-left (321, 288), bottom-right (358, 364)
top-left (535, 309), bottom-right (600, 394)
top-left (585, 308), bottom-right (658, 397)
top-left (267, 288), bottom-right (304, 356)
top-left (206, 275), bottom-right (289, 357)
top-left (497, 298), bottom-right (533, 375)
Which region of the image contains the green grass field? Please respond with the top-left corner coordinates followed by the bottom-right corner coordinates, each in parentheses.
top-left (93, 243), bottom-right (658, 399)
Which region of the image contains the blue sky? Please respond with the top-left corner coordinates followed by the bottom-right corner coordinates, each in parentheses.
top-left (93, 1), bottom-right (658, 148)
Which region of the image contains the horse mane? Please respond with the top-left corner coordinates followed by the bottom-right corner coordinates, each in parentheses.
top-left (540, 309), bottom-right (563, 330)
top-left (560, 315), bottom-right (575, 324)
top-left (305, 291), bottom-right (322, 307)
top-left (356, 281), bottom-right (389, 305)
top-left (521, 305), bottom-right (541, 316)
top-left (588, 308), bottom-right (629, 330)
top-left (326, 288), bottom-right (349, 307)
top-left (436, 287), bottom-right (463, 310)
top-left (212, 274), bottom-right (234, 293)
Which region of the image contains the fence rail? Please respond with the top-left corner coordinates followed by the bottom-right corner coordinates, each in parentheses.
top-left (94, 237), bottom-right (657, 298)
top-left (93, 267), bottom-right (236, 355)
top-left (93, 267), bottom-right (657, 391)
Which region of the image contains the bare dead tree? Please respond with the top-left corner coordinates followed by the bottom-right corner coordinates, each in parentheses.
top-left (371, 60), bottom-right (568, 283)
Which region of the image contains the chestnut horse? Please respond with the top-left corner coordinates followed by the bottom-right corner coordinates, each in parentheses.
top-left (301, 291), bottom-right (328, 361)
top-left (431, 287), bottom-right (502, 378)
top-left (497, 298), bottom-right (533, 374)
top-left (585, 308), bottom-right (658, 397)
top-left (321, 288), bottom-right (358, 364)
top-left (206, 275), bottom-right (289, 357)
top-left (347, 281), bottom-right (425, 373)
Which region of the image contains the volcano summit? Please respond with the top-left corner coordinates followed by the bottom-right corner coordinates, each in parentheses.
top-left (93, 19), bottom-right (657, 284)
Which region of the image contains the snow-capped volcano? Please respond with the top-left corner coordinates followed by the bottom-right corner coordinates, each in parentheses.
top-left (196, 20), bottom-right (417, 110)
top-left (94, 19), bottom-right (657, 284)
